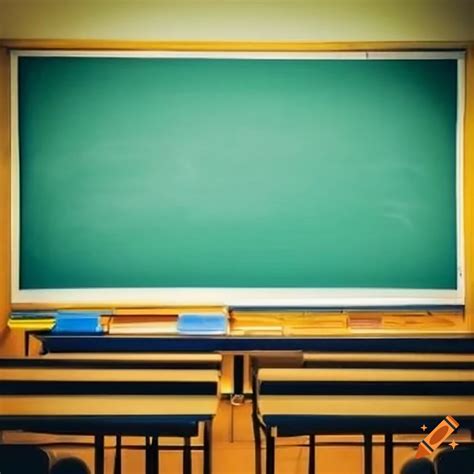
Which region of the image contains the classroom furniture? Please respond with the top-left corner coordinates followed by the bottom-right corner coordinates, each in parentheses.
top-left (0, 445), bottom-right (50, 474)
top-left (400, 458), bottom-right (435, 474)
top-left (248, 352), bottom-right (474, 474)
top-left (50, 457), bottom-right (91, 474)
top-left (39, 352), bottom-right (222, 370)
top-left (0, 355), bottom-right (221, 474)
top-left (401, 447), bottom-right (474, 474)
top-left (302, 352), bottom-right (474, 473)
top-left (25, 352), bottom-right (222, 474)
top-left (249, 352), bottom-right (304, 474)
top-left (434, 446), bottom-right (474, 474)
top-left (13, 52), bottom-right (462, 308)
top-left (32, 333), bottom-right (474, 395)
top-left (255, 367), bottom-right (474, 474)
top-left (35, 334), bottom-right (474, 355)
top-left (303, 351), bottom-right (474, 369)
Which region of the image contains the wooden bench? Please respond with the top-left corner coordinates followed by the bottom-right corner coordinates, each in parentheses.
top-left (255, 359), bottom-right (474, 474)
top-left (0, 354), bottom-right (222, 474)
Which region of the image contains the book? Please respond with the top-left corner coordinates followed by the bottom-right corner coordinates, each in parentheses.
top-left (113, 306), bottom-right (227, 316)
top-left (177, 313), bottom-right (228, 335)
top-left (8, 319), bottom-right (55, 330)
top-left (10, 311), bottom-right (56, 319)
top-left (109, 315), bottom-right (178, 335)
top-left (52, 312), bottom-right (103, 334)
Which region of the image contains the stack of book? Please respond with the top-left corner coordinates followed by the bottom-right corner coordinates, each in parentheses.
top-left (8, 310), bottom-right (110, 333)
top-left (108, 307), bottom-right (228, 335)
top-left (109, 315), bottom-right (178, 334)
top-left (8, 311), bottom-right (56, 331)
top-left (230, 311), bottom-right (348, 335)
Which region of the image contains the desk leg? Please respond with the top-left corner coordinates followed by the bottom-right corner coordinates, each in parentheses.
top-left (149, 436), bottom-right (159, 474)
top-left (233, 355), bottom-right (245, 396)
top-left (156, 437), bottom-right (160, 474)
top-left (308, 434), bottom-right (315, 474)
top-left (265, 429), bottom-right (275, 474)
top-left (203, 420), bottom-right (212, 474)
top-left (113, 435), bottom-right (122, 474)
top-left (363, 435), bottom-right (372, 474)
top-left (24, 331), bottom-right (30, 357)
top-left (146, 437), bottom-right (159, 474)
top-left (252, 414), bottom-right (262, 474)
top-left (183, 436), bottom-right (192, 474)
top-left (230, 355), bottom-right (245, 443)
top-left (384, 434), bottom-right (393, 474)
top-left (94, 435), bottom-right (105, 474)
top-left (145, 437), bottom-right (151, 474)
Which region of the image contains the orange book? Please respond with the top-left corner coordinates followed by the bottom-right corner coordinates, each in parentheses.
top-left (109, 315), bottom-right (177, 334)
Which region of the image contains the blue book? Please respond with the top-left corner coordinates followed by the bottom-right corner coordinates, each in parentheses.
top-left (177, 313), bottom-right (228, 335)
top-left (52, 311), bottom-right (103, 334)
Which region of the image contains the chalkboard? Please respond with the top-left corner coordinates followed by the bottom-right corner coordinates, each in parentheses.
top-left (17, 55), bottom-right (459, 292)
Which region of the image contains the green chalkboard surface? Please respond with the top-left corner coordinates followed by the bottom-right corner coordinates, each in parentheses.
top-left (18, 56), bottom-right (458, 290)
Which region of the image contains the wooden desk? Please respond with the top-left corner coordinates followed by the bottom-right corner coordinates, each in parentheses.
top-left (258, 368), bottom-right (474, 382)
top-left (42, 352), bottom-right (222, 365)
top-left (259, 394), bottom-right (474, 474)
top-left (259, 395), bottom-right (474, 428)
top-left (303, 352), bottom-right (474, 369)
top-left (0, 394), bottom-right (218, 421)
top-left (303, 352), bottom-right (474, 363)
top-left (0, 363), bottom-right (220, 474)
top-left (34, 333), bottom-right (474, 355)
top-left (32, 333), bottom-right (474, 399)
top-left (0, 394), bottom-right (218, 474)
top-left (6, 353), bottom-right (222, 371)
top-left (257, 368), bottom-right (474, 474)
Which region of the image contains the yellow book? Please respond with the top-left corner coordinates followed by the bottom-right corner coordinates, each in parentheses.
top-left (8, 320), bottom-right (55, 330)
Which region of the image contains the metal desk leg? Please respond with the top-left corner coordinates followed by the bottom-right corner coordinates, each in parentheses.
top-left (155, 437), bottom-right (160, 474)
top-left (94, 435), bottom-right (105, 474)
top-left (308, 434), bottom-right (315, 474)
top-left (364, 434), bottom-right (373, 474)
top-left (146, 436), bottom-right (159, 474)
top-left (265, 429), bottom-right (275, 474)
top-left (145, 437), bottom-right (151, 474)
top-left (203, 420), bottom-right (212, 474)
top-left (149, 436), bottom-right (159, 474)
top-left (384, 434), bottom-right (393, 474)
top-left (113, 435), bottom-right (122, 474)
top-left (183, 436), bottom-right (192, 474)
top-left (230, 355), bottom-right (245, 442)
top-left (252, 414), bottom-right (262, 474)
top-left (233, 355), bottom-right (245, 396)
top-left (24, 331), bottom-right (30, 357)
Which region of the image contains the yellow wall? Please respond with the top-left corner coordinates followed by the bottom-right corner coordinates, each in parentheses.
top-left (465, 47), bottom-right (474, 332)
top-left (0, 0), bottom-right (473, 42)
top-left (0, 47), bottom-right (13, 353)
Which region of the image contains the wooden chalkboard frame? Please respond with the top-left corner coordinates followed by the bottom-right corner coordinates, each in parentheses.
top-left (10, 49), bottom-right (465, 307)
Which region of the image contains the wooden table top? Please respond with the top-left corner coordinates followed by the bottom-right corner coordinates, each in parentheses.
top-left (0, 394), bottom-right (219, 417)
top-left (258, 395), bottom-right (474, 417)
top-left (258, 368), bottom-right (474, 382)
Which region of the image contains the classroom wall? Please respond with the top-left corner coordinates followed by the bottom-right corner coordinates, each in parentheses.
top-left (0, 0), bottom-right (473, 42)
top-left (0, 48), bottom-right (11, 353)
top-left (465, 49), bottom-right (474, 332)
top-left (0, 0), bottom-right (474, 355)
